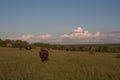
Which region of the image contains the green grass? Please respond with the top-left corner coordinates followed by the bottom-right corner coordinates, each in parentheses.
top-left (0, 47), bottom-right (120, 80)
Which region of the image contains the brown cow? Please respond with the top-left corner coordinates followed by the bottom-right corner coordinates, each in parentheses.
top-left (39, 48), bottom-right (49, 62)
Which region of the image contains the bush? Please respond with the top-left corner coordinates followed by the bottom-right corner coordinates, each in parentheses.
top-left (115, 54), bottom-right (120, 58)
top-left (89, 51), bottom-right (95, 55)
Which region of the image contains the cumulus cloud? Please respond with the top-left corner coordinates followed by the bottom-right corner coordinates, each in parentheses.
top-left (10, 27), bottom-right (120, 44)
top-left (11, 34), bottom-right (53, 43)
top-left (59, 27), bottom-right (120, 44)
top-left (37, 34), bottom-right (53, 39)
top-left (13, 34), bottom-right (34, 41)
top-left (60, 27), bottom-right (101, 39)
top-left (74, 27), bottom-right (83, 33)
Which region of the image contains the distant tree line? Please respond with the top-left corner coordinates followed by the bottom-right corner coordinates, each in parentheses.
top-left (0, 38), bottom-right (120, 53)
top-left (0, 38), bottom-right (28, 48)
top-left (63, 44), bottom-right (120, 53)
top-left (31, 42), bottom-right (120, 53)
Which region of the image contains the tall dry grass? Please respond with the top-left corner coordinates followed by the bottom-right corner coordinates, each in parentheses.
top-left (0, 47), bottom-right (120, 80)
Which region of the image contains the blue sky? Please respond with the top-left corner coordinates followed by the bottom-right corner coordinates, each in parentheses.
top-left (0, 0), bottom-right (120, 44)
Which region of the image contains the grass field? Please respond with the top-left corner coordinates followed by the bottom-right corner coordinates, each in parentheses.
top-left (0, 47), bottom-right (120, 80)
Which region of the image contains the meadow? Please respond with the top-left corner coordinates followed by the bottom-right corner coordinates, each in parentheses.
top-left (0, 47), bottom-right (120, 80)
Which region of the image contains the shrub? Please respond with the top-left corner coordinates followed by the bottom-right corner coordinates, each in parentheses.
top-left (89, 51), bottom-right (94, 55)
top-left (115, 54), bottom-right (120, 58)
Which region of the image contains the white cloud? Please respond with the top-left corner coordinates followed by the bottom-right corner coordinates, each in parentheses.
top-left (74, 27), bottom-right (83, 33)
top-left (94, 32), bottom-right (101, 37)
top-left (60, 27), bottom-right (101, 39)
top-left (11, 34), bottom-right (53, 43)
top-left (59, 27), bottom-right (120, 44)
top-left (13, 34), bottom-right (34, 41)
top-left (37, 34), bottom-right (53, 39)
top-left (10, 27), bottom-right (120, 44)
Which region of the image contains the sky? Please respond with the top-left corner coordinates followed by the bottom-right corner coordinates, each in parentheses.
top-left (0, 0), bottom-right (120, 44)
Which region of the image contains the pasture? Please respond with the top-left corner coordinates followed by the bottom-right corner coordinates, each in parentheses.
top-left (0, 47), bottom-right (120, 80)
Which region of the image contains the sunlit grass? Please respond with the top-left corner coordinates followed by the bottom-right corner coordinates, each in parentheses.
top-left (0, 47), bottom-right (120, 80)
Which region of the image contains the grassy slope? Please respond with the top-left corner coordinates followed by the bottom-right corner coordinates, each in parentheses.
top-left (0, 47), bottom-right (120, 80)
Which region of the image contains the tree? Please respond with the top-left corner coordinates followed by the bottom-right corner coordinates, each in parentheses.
top-left (15, 40), bottom-right (28, 48)
top-left (0, 38), bottom-right (3, 46)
